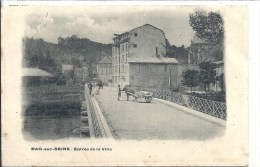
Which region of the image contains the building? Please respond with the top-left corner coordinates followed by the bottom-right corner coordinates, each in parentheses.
top-left (97, 57), bottom-right (112, 85)
top-left (188, 35), bottom-right (216, 65)
top-left (22, 68), bottom-right (54, 86)
top-left (74, 65), bottom-right (89, 83)
top-left (61, 64), bottom-right (73, 76)
top-left (179, 35), bottom-right (225, 92)
top-left (214, 60), bottom-right (224, 91)
top-left (112, 24), bottom-right (178, 89)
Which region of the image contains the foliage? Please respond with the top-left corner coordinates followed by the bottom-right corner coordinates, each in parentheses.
top-left (185, 91), bottom-right (225, 103)
top-left (23, 38), bottom-right (62, 77)
top-left (189, 11), bottom-right (224, 44)
top-left (56, 75), bottom-right (67, 85)
top-left (166, 42), bottom-right (189, 64)
top-left (23, 36), bottom-right (112, 82)
top-left (216, 73), bottom-right (225, 93)
top-left (181, 69), bottom-right (200, 92)
top-left (199, 61), bottom-right (217, 92)
top-left (24, 101), bottom-right (81, 116)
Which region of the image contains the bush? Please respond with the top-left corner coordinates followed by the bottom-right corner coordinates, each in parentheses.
top-left (24, 101), bottom-right (81, 116)
top-left (186, 91), bottom-right (225, 103)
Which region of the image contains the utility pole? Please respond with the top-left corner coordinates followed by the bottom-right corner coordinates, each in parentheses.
top-left (118, 44), bottom-right (120, 85)
top-left (169, 65), bottom-right (173, 90)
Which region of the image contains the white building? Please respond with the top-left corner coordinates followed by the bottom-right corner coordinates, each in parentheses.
top-left (112, 24), bottom-right (178, 89)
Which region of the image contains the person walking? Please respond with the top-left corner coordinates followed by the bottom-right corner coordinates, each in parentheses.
top-left (97, 81), bottom-right (102, 89)
top-left (88, 82), bottom-right (93, 95)
top-left (118, 84), bottom-right (121, 101)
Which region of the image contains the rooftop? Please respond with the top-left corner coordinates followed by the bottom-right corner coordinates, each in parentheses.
top-left (22, 68), bottom-right (54, 77)
top-left (113, 24), bottom-right (164, 44)
top-left (62, 64), bottom-right (73, 70)
top-left (128, 56), bottom-right (178, 64)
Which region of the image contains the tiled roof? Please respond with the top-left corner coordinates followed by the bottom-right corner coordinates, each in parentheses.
top-left (128, 56), bottom-right (178, 64)
top-left (113, 24), bottom-right (165, 45)
top-left (62, 64), bottom-right (73, 70)
top-left (22, 68), bottom-right (54, 77)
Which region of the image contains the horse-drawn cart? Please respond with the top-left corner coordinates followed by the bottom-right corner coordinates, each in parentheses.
top-left (124, 87), bottom-right (153, 103)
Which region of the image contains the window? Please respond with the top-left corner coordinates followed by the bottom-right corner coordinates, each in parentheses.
top-left (135, 64), bottom-right (140, 73)
top-left (126, 54), bottom-right (128, 63)
top-left (122, 55), bottom-right (124, 62)
top-left (134, 44), bottom-right (137, 48)
top-left (122, 65), bottom-right (125, 73)
top-left (121, 76), bottom-right (125, 82)
top-left (156, 47), bottom-right (158, 56)
top-left (134, 33), bottom-right (137, 37)
top-left (164, 64), bottom-right (167, 72)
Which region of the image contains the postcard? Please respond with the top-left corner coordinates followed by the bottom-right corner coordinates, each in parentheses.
top-left (1, 2), bottom-right (249, 166)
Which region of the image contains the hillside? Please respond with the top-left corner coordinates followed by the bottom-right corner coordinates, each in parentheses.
top-left (23, 36), bottom-right (112, 77)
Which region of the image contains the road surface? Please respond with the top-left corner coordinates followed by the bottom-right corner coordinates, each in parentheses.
top-left (94, 87), bottom-right (225, 140)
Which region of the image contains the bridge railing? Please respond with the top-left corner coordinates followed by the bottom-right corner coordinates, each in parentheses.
top-left (142, 89), bottom-right (227, 120)
top-left (84, 87), bottom-right (112, 138)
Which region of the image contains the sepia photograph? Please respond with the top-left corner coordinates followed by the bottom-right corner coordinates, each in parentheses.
top-left (2, 3), bottom-right (250, 166)
top-left (22, 7), bottom-right (226, 140)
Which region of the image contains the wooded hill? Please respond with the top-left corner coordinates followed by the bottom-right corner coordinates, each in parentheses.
top-left (23, 36), bottom-right (112, 77)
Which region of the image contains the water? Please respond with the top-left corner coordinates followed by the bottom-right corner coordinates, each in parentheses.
top-left (23, 115), bottom-right (82, 140)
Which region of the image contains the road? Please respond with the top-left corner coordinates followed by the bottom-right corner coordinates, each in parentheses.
top-left (94, 87), bottom-right (225, 140)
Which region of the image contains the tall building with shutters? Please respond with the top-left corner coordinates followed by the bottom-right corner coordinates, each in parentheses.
top-left (112, 24), bottom-right (178, 89)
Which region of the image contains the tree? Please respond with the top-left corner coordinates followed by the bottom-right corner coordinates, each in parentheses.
top-left (189, 11), bottom-right (224, 44)
top-left (181, 70), bottom-right (200, 92)
top-left (216, 73), bottom-right (225, 93)
top-left (199, 61), bottom-right (217, 92)
top-left (189, 11), bottom-right (224, 62)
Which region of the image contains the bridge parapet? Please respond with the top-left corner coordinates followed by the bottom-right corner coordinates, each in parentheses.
top-left (142, 88), bottom-right (227, 120)
top-left (84, 87), bottom-right (113, 138)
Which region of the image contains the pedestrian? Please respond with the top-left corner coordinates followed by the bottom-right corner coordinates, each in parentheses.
top-left (98, 81), bottom-right (101, 89)
top-left (122, 85), bottom-right (129, 101)
top-left (118, 84), bottom-right (121, 101)
top-left (88, 82), bottom-right (93, 95)
top-left (101, 82), bottom-right (103, 89)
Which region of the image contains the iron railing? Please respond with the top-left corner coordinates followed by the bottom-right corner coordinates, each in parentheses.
top-left (143, 89), bottom-right (227, 120)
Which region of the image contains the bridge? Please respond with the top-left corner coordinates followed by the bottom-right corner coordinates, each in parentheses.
top-left (80, 86), bottom-right (226, 140)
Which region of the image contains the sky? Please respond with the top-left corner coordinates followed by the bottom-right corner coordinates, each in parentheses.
top-left (25, 6), bottom-right (196, 47)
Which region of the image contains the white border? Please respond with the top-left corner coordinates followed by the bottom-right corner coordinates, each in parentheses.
top-left (1, 1), bottom-right (253, 7)
top-left (1, 1), bottom-right (259, 166)
top-left (249, 2), bottom-right (260, 167)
